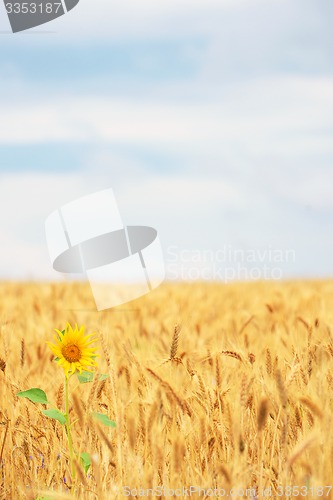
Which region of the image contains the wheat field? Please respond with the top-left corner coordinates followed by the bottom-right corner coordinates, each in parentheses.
top-left (1, 280), bottom-right (333, 499)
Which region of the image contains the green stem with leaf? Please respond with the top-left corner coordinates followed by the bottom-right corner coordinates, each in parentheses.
top-left (64, 375), bottom-right (75, 483)
top-left (16, 371), bottom-right (115, 488)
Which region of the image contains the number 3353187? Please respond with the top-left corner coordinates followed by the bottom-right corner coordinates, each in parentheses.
top-left (5, 3), bottom-right (62, 14)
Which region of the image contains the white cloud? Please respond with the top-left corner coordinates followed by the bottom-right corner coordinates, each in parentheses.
top-left (0, 172), bottom-right (87, 278)
top-left (50, 0), bottom-right (249, 40)
top-left (1, 76), bottom-right (332, 158)
top-left (263, 167), bottom-right (333, 212)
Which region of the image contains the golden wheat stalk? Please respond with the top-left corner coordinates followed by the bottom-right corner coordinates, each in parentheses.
top-left (160, 324), bottom-right (184, 367)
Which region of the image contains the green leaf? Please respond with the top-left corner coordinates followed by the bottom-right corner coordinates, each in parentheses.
top-left (77, 371), bottom-right (109, 384)
top-left (77, 371), bottom-right (94, 383)
top-left (42, 409), bottom-right (66, 425)
top-left (92, 412), bottom-right (116, 428)
top-left (17, 388), bottom-right (49, 404)
top-left (80, 452), bottom-right (92, 473)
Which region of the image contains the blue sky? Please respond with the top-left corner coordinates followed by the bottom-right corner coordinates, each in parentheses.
top-left (0, 0), bottom-right (332, 281)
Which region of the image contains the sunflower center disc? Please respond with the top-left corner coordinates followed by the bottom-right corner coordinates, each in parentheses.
top-left (62, 343), bottom-right (81, 363)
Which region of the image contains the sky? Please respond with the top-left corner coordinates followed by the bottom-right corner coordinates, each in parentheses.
top-left (0, 0), bottom-right (332, 282)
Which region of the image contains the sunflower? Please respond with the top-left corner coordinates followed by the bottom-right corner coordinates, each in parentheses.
top-left (47, 323), bottom-right (98, 378)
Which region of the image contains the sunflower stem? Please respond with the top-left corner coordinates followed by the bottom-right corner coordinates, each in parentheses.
top-left (65, 375), bottom-right (75, 488)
